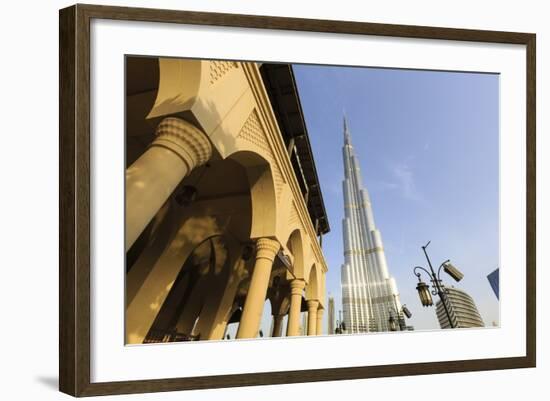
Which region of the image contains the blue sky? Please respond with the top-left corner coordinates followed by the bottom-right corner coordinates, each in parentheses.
top-left (292, 64), bottom-right (500, 331)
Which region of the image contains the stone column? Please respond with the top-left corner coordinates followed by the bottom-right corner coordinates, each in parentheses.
top-left (307, 300), bottom-right (319, 336)
top-left (286, 279), bottom-right (306, 336)
top-left (236, 238), bottom-right (280, 339)
top-left (316, 307), bottom-right (324, 336)
top-left (125, 117), bottom-right (212, 250)
top-left (272, 315), bottom-right (284, 337)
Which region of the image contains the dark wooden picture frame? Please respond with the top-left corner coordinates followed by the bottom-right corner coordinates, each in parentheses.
top-left (59, 3), bottom-right (536, 397)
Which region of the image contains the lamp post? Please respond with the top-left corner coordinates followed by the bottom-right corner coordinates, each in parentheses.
top-left (388, 295), bottom-right (412, 331)
top-left (335, 310), bottom-right (346, 334)
top-left (412, 241), bottom-right (464, 329)
top-left (388, 313), bottom-right (398, 331)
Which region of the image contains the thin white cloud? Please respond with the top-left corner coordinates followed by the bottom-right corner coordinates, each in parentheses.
top-left (381, 161), bottom-right (423, 202)
top-left (395, 162), bottom-right (422, 201)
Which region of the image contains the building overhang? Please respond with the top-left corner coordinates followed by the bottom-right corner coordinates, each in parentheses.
top-left (260, 63), bottom-right (330, 235)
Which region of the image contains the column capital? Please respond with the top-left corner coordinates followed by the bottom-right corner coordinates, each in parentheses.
top-left (152, 117), bottom-right (212, 171)
top-left (255, 238), bottom-right (280, 261)
top-left (307, 299), bottom-right (319, 311)
top-left (289, 279), bottom-right (306, 295)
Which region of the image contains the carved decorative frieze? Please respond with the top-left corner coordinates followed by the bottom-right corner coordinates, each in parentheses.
top-left (209, 61), bottom-right (238, 85)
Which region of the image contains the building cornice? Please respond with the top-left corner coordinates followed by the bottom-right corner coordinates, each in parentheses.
top-left (241, 62), bottom-right (328, 274)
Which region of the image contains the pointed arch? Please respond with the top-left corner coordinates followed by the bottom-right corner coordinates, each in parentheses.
top-left (306, 263), bottom-right (321, 301)
top-left (284, 228), bottom-right (306, 278)
top-left (228, 151), bottom-right (277, 239)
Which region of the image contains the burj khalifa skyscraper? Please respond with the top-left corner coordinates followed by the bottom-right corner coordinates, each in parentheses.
top-left (340, 117), bottom-right (403, 333)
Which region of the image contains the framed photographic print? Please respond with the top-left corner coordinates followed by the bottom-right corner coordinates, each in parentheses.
top-left (59, 3), bottom-right (536, 397)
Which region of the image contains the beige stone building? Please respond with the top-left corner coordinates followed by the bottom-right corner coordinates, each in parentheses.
top-left (125, 57), bottom-right (330, 344)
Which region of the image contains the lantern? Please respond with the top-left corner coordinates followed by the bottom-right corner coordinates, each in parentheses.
top-left (416, 279), bottom-right (433, 307)
top-left (443, 262), bottom-right (464, 282)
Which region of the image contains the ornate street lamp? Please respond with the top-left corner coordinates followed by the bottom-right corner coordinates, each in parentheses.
top-left (443, 262), bottom-right (464, 282)
top-left (416, 278), bottom-right (433, 307)
top-left (388, 295), bottom-right (413, 331)
top-left (174, 163), bottom-right (210, 206)
top-left (402, 304), bottom-right (412, 319)
top-left (412, 241), bottom-right (464, 329)
top-left (388, 314), bottom-right (398, 331)
top-left (335, 311), bottom-right (346, 334)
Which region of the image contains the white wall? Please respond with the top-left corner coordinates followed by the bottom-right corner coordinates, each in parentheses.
top-left (0, 0), bottom-right (546, 400)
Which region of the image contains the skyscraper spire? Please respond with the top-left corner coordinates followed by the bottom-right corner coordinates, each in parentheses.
top-left (340, 116), bottom-right (403, 333)
top-left (343, 114), bottom-right (351, 145)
